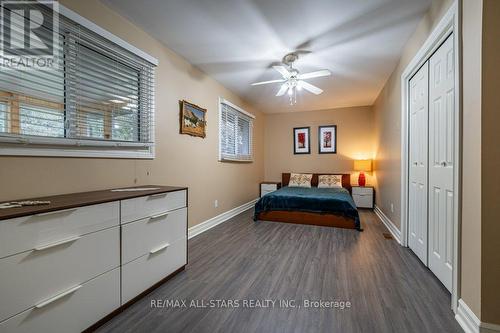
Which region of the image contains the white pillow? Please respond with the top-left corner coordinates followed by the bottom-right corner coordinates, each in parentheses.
top-left (318, 175), bottom-right (343, 188)
top-left (288, 173), bottom-right (313, 188)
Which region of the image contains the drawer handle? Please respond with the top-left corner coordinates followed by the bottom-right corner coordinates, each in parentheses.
top-left (149, 192), bottom-right (168, 199)
top-left (36, 208), bottom-right (78, 217)
top-left (150, 211), bottom-right (169, 220)
top-left (150, 243), bottom-right (170, 254)
top-left (35, 284), bottom-right (82, 309)
top-left (34, 235), bottom-right (81, 251)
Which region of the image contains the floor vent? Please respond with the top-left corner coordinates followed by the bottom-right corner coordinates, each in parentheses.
top-left (383, 233), bottom-right (393, 239)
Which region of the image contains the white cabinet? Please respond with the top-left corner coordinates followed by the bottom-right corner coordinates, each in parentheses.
top-left (352, 186), bottom-right (374, 208)
top-left (0, 187), bottom-right (188, 332)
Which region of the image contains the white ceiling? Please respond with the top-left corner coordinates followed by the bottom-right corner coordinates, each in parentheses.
top-left (102, 0), bottom-right (431, 113)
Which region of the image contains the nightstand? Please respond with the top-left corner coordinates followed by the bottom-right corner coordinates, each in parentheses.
top-left (260, 181), bottom-right (281, 197)
top-left (352, 186), bottom-right (374, 208)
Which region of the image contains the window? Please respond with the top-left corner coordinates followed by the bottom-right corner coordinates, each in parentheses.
top-left (82, 112), bottom-right (105, 139)
top-left (219, 98), bottom-right (254, 162)
top-left (20, 104), bottom-right (64, 137)
top-left (0, 3), bottom-right (157, 157)
top-left (112, 111), bottom-right (139, 142)
top-left (0, 103), bottom-right (7, 132)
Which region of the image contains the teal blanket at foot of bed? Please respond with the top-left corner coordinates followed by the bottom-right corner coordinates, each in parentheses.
top-left (254, 186), bottom-right (361, 230)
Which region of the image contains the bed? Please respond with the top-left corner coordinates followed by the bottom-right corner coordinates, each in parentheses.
top-left (254, 173), bottom-right (361, 230)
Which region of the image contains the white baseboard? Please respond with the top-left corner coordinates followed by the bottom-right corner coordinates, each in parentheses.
top-left (374, 205), bottom-right (401, 244)
top-left (456, 299), bottom-right (500, 333)
top-left (188, 198), bottom-right (258, 239)
top-left (457, 299), bottom-right (481, 333)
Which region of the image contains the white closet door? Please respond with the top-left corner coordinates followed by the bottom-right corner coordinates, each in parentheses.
top-left (428, 34), bottom-right (454, 291)
top-left (408, 62), bottom-right (429, 265)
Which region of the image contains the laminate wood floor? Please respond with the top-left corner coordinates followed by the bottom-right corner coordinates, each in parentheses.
top-left (96, 209), bottom-right (463, 333)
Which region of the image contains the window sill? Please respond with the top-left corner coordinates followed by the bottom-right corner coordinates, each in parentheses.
top-left (219, 158), bottom-right (253, 163)
top-left (0, 144), bottom-right (154, 158)
top-left (0, 146), bottom-right (154, 159)
top-left (0, 135), bottom-right (155, 159)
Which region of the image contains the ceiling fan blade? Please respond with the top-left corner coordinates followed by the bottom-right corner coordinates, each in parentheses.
top-left (298, 81), bottom-right (323, 95)
top-left (298, 69), bottom-right (331, 80)
top-left (273, 65), bottom-right (292, 79)
top-left (251, 79), bottom-right (286, 86)
top-left (276, 83), bottom-right (289, 96)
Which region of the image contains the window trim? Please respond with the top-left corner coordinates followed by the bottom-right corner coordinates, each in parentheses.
top-left (60, 5), bottom-right (158, 66)
top-left (218, 97), bottom-right (255, 163)
top-left (0, 3), bottom-right (158, 159)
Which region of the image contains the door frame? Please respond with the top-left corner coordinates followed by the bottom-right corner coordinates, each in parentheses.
top-left (400, 1), bottom-right (461, 312)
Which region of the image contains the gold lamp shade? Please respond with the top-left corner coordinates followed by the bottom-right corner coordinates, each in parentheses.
top-left (354, 159), bottom-right (372, 172)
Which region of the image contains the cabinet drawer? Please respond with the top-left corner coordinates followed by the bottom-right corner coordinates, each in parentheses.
top-left (353, 194), bottom-right (373, 208)
top-left (0, 227), bottom-right (119, 322)
top-left (122, 237), bottom-right (187, 304)
top-left (261, 184), bottom-right (277, 192)
top-left (260, 190), bottom-right (274, 197)
top-left (0, 268), bottom-right (120, 333)
top-left (0, 202), bottom-right (119, 259)
top-left (121, 190), bottom-right (187, 224)
top-left (352, 187), bottom-right (373, 195)
top-left (122, 207), bottom-right (187, 264)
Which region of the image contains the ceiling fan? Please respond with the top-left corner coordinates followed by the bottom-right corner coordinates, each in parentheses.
top-left (251, 52), bottom-right (331, 104)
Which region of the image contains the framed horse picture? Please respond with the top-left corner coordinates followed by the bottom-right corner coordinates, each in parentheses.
top-left (180, 100), bottom-right (207, 138)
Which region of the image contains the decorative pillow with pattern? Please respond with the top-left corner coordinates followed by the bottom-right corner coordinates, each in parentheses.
top-left (288, 173), bottom-right (313, 188)
top-left (318, 175), bottom-right (343, 188)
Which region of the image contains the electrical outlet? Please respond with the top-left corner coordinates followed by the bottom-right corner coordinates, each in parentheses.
top-left (214, 200), bottom-right (218, 208)
top-left (391, 203), bottom-right (394, 213)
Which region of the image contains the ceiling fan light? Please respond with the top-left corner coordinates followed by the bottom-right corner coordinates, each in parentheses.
top-left (287, 87), bottom-right (293, 96)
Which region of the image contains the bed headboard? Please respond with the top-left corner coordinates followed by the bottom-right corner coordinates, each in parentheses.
top-left (282, 173), bottom-right (352, 193)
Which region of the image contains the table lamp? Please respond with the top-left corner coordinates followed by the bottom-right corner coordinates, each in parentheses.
top-left (354, 159), bottom-right (372, 187)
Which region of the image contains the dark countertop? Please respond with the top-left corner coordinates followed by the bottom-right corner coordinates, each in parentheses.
top-left (0, 185), bottom-right (187, 221)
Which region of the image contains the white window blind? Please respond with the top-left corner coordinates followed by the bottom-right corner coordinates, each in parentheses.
top-left (0, 103), bottom-right (6, 132)
top-left (219, 98), bottom-right (254, 162)
top-left (0, 3), bottom-right (156, 157)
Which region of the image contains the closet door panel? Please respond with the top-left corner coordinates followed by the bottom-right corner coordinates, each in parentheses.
top-left (408, 62), bottom-right (429, 265)
top-left (428, 33), bottom-right (454, 291)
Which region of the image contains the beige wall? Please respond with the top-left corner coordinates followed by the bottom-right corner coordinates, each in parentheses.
top-left (372, 0), bottom-right (453, 227)
top-left (481, 0), bottom-right (500, 324)
top-left (461, 0), bottom-right (500, 323)
top-left (461, 0), bottom-right (483, 319)
top-left (0, 0), bottom-right (265, 228)
top-left (373, 0), bottom-right (499, 322)
top-left (264, 106), bottom-right (375, 186)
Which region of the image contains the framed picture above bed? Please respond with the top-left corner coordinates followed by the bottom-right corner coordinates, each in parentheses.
top-left (293, 127), bottom-right (310, 154)
top-left (318, 125), bottom-right (337, 154)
